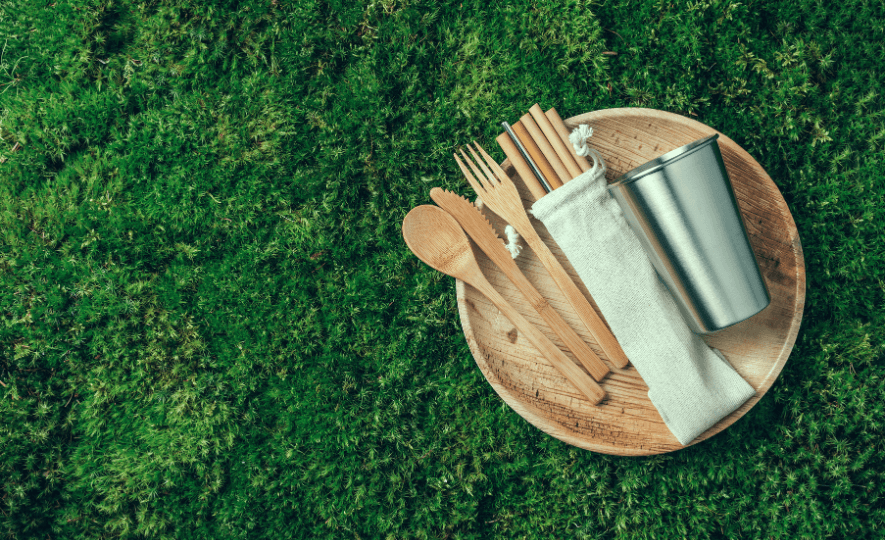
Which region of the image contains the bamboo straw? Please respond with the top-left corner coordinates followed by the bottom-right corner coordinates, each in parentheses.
top-left (512, 121), bottom-right (560, 190)
top-left (545, 107), bottom-right (592, 173)
top-left (519, 113), bottom-right (570, 185)
top-left (529, 104), bottom-right (583, 180)
top-left (495, 132), bottom-right (548, 201)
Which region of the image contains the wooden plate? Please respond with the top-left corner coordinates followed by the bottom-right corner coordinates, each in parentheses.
top-left (456, 108), bottom-right (805, 455)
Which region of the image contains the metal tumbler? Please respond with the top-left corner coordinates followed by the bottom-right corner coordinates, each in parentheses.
top-left (607, 134), bottom-right (770, 334)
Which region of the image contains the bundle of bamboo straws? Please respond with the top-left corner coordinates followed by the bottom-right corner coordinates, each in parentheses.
top-left (496, 104), bottom-right (594, 200)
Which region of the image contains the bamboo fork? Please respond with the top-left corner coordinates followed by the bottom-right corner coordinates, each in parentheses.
top-left (455, 142), bottom-right (630, 369)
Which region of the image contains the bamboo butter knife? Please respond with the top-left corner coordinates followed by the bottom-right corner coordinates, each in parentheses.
top-left (430, 187), bottom-right (610, 382)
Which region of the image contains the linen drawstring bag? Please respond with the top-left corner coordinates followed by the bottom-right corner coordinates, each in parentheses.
top-left (529, 133), bottom-right (756, 446)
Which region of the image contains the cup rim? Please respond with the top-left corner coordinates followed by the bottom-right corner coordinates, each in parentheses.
top-left (609, 134), bottom-right (720, 188)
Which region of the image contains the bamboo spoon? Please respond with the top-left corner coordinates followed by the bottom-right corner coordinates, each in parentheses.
top-left (430, 187), bottom-right (610, 382)
top-left (455, 142), bottom-right (631, 369)
top-left (402, 205), bottom-right (606, 405)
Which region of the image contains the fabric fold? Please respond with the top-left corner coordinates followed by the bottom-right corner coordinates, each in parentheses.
top-left (530, 164), bottom-right (756, 446)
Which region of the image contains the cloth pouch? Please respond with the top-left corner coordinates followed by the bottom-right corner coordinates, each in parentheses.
top-left (530, 152), bottom-right (756, 446)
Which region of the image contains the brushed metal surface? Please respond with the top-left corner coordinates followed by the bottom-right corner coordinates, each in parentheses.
top-left (608, 135), bottom-right (770, 334)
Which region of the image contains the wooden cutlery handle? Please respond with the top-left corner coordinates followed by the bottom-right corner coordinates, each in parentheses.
top-left (518, 225), bottom-right (631, 369)
top-left (518, 284), bottom-right (610, 382)
top-left (471, 276), bottom-right (607, 405)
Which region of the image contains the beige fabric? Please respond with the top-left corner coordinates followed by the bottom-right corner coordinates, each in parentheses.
top-left (530, 160), bottom-right (756, 446)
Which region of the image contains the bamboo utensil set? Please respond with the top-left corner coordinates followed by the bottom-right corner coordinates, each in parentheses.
top-left (496, 105), bottom-right (593, 199)
top-left (402, 104), bottom-right (629, 405)
top-left (402, 206), bottom-right (607, 405)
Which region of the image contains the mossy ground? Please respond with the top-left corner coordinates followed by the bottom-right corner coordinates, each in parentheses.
top-left (1, 1), bottom-right (884, 538)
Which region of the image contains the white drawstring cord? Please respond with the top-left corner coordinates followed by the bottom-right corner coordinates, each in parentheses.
top-left (477, 197), bottom-right (523, 259)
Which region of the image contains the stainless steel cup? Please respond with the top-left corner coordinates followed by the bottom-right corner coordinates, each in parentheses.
top-left (607, 134), bottom-right (770, 334)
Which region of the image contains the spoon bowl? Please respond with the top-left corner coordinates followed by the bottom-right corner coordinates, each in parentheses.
top-left (402, 205), bottom-right (478, 282)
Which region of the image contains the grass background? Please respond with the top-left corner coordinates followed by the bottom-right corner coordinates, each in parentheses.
top-left (1, 0), bottom-right (884, 538)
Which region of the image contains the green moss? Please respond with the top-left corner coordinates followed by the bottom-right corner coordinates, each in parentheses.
top-left (1, 0), bottom-right (884, 538)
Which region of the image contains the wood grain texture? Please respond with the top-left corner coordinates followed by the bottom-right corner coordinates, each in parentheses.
top-left (455, 108), bottom-right (806, 455)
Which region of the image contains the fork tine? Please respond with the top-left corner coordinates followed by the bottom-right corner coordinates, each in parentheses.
top-left (454, 152), bottom-right (486, 196)
top-left (466, 143), bottom-right (498, 185)
top-left (459, 148), bottom-right (490, 189)
top-left (474, 142), bottom-right (511, 184)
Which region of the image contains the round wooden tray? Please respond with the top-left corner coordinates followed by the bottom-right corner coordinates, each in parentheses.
top-left (456, 108), bottom-right (805, 455)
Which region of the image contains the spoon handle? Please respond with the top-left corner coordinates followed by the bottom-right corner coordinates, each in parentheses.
top-left (468, 273), bottom-right (606, 405)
